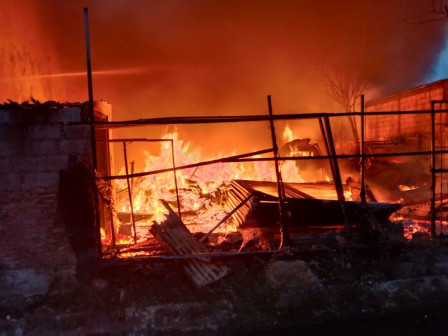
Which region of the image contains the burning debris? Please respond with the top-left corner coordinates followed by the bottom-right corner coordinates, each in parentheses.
top-left (4, 1), bottom-right (448, 332)
top-left (52, 81), bottom-right (448, 291)
top-left (150, 200), bottom-right (229, 287)
top-left (90, 124), bottom-right (411, 270)
top-left (6, 92), bottom-right (448, 335)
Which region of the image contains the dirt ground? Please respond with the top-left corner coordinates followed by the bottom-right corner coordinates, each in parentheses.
top-left (2, 229), bottom-right (448, 335)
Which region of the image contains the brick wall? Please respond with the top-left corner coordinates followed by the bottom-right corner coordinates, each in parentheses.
top-left (0, 104), bottom-right (95, 299)
top-left (365, 79), bottom-right (448, 144)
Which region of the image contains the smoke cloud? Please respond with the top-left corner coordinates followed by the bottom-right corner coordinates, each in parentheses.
top-left (1, 1), bottom-right (447, 158)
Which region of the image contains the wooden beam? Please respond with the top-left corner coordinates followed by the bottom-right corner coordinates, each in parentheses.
top-left (150, 200), bottom-right (229, 287)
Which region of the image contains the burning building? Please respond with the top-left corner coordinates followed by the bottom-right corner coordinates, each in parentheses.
top-left (2, 85), bottom-right (448, 334)
top-left (3, 1), bottom-right (448, 334)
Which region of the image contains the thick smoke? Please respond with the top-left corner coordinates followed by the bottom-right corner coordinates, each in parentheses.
top-left (0, 2), bottom-right (64, 101)
top-left (1, 1), bottom-right (447, 158)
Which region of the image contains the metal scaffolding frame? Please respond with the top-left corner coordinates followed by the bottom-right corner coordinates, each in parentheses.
top-left (90, 103), bottom-right (448, 258)
top-left (99, 138), bottom-right (181, 248)
top-left (431, 100), bottom-right (448, 237)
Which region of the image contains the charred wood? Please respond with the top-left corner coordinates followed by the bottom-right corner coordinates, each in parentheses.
top-left (228, 180), bottom-right (402, 230)
top-left (150, 200), bottom-right (229, 287)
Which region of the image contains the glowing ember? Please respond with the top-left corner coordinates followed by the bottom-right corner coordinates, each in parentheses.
top-left (401, 219), bottom-right (431, 240)
top-left (398, 185), bottom-right (419, 191)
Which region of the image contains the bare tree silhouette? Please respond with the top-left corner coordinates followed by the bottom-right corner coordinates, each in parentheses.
top-left (323, 69), bottom-right (369, 152)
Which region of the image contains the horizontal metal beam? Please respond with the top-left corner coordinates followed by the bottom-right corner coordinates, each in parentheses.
top-left (99, 148), bottom-right (274, 180)
top-left (70, 109), bottom-right (448, 128)
top-left (110, 248), bottom-right (281, 260)
top-left (236, 149), bottom-right (448, 162)
top-left (98, 138), bottom-right (172, 143)
top-left (98, 148), bottom-right (448, 181)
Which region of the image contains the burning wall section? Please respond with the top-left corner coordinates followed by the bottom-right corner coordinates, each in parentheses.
top-left (0, 102), bottom-right (104, 300)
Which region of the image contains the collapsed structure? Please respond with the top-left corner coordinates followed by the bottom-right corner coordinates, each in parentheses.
top-left (2, 80), bottom-right (448, 334)
top-left (3, 80), bottom-right (448, 291)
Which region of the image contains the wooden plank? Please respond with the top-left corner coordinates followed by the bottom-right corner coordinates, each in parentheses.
top-left (150, 200), bottom-right (229, 287)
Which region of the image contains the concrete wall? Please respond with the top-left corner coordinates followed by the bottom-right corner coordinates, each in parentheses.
top-left (0, 104), bottom-right (93, 299)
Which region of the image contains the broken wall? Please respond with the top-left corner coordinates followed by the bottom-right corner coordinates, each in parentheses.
top-left (0, 103), bottom-right (97, 300)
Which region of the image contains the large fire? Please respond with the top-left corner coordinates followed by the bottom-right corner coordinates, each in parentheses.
top-left (106, 127), bottom-right (309, 246)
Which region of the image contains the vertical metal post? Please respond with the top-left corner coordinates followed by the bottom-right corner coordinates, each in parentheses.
top-left (431, 102), bottom-right (436, 237)
top-left (360, 94), bottom-right (366, 205)
top-left (321, 117), bottom-right (351, 235)
top-left (130, 161), bottom-right (135, 188)
top-left (109, 205), bottom-right (116, 249)
top-left (170, 139), bottom-right (182, 220)
top-left (123, 141), bottom-right (138, 244)
top-left (84, 8), bottom-right (102, 256)
top-left (319, 118), bottom-right (336, 180)
top-left (267, 95), bottom-right (292, 248)
top-left (84, 8), bottom-right (97, 169)
top-left (434, 102), bottom-right (445, 237)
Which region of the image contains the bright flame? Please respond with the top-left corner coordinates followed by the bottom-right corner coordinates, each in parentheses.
top-left (105, 128), bottom-right (330, 247)
top-left (398, 184), bottom-right (418, 191)
top-left (283, 124), bottom-right (294, 142)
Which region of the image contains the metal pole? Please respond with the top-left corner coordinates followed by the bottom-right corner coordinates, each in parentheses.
top-left (109, 206), bottom-right (116, 249)
top-left (101, 148), bottom-right (274, 181)
top-left (123, 141), bottom-right (138, 244)
top-left (84, 8), bottom-right (102, 256)
top-left (170, 139), bottom-right (182, 220)
top-left (360, 94), bottom-right (366, 205)
top-left (267, 95), bottom-right (293, 248)
top-left (318, 118), bottom-right (336, 188)
top-left (79, 108), bottom-right (448, 129)
top-left (440, 114), bottom-right (444, 236)
top-left (83, 8), bottom-right (97, 169)
top-left (431, 102), bottom-right (436, 236)
top-left (199, 192), bottom-right (255, 243)
top-left (322, 117), bottom-right (351, 235)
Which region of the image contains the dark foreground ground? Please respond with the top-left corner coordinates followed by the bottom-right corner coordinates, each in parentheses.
top-left (2, 230), bottom-right (448, 335)
top-left (252, 305), bottom-right (448, 336)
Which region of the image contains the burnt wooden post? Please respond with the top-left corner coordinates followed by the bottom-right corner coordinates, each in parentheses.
top-left (267, 95), bottom-right (293, 248)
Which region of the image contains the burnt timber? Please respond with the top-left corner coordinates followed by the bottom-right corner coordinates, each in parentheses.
top-left (150, 201), bottom-right (229, 287)
top-left (229, 180), bottom-right (403, 230)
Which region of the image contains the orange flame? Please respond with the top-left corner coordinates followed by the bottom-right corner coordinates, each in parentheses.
top-left (283, 124), bottom-right (294, 142)
top-left (107, 128), bottom-right (324, 247)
